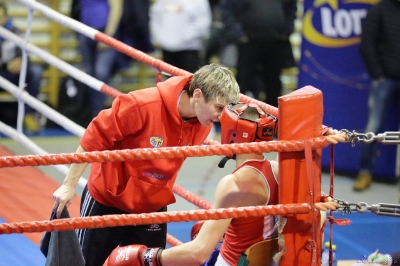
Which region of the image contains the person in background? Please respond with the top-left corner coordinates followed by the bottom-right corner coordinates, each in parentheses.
top-left (353, 0), bottom-right (400, 191)
top-left (74, 0), bottom-right (123, 120)
top-left (0, 3), bottom-right (44, 133)
top-left (52, 63), bottom-right (241, 266)
top-left (150, 0), bottom-right (212, 73)
top-left (113, 0), bottom-right (155, 72)
top-left (106, 102), bottom-right (346, 266)
top-left (219, 0), bottom-right (297, 107)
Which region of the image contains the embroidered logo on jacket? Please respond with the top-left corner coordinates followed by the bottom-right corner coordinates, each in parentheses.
top-left (144, 171), bottom-right (167, 180)
top-left (150, 136), bottom-right (164, 147)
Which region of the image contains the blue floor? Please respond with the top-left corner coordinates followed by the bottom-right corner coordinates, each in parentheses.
top-left (0, 218), bottom-right (46, 266)
top-left (323, 212), bottom-right (400, 261)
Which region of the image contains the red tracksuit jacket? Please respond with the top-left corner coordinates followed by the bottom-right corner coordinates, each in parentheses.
top-left (81, 75), bottom-right (212, 214)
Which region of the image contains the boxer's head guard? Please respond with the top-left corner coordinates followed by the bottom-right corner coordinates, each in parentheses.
top-left (220, 102), bottom-right (277, 144)
top-left (218, 102), bottom-right (277, 168)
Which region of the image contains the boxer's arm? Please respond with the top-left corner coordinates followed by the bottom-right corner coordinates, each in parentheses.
top-left (160, 219), bottom-right (230, 266)
top-left (115, 174), bottom-right (237, 266)
top-left (160, 175), bottom-right (237, 266)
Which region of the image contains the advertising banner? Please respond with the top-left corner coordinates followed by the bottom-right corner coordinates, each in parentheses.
top-left (297, 0), bottom-right (399, 180)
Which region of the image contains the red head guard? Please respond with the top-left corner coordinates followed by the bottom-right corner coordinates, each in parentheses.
top-left (220, 102), bottom-right (277, 145)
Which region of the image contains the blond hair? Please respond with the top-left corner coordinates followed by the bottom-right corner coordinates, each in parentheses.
top-left (187, 63), bottom-right (240, 104)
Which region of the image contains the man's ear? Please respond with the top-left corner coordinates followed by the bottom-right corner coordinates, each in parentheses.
top-left (193, 88), bottom-right (203, 101)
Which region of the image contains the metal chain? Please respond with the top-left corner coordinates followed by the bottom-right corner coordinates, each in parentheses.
top-left (332, 198), bottom-right (359, 215)
top-left (339, 130), bottom-right (400, 147)
top-left (332, 198), bottom-right (400, 217)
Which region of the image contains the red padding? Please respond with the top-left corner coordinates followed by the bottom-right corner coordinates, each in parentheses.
top-left (278, 86), bottom-right (324, 266)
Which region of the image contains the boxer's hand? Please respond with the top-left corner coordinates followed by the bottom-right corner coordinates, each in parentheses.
top-left (191, 220), bottom-right (205, 240)
top-left (108, 244), bottom-right (163, 266)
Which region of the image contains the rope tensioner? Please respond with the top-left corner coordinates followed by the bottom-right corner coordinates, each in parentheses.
top-left (334, 199), bottom-right (400, 218)
top-left (340, 129), bottom-right (400, 146)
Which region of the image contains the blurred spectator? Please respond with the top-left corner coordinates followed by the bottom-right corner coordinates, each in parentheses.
top-left (203, 2), bottom-right (238, 68)
top-left (353, 0), bottom-right (400, 191)
top-left (219, 0), bottom-right (297, 107)
top-left (74, 0), bottom-right (123, 119)
top-left (0, 3), bottom-right (44, 133)
top-left (113, 0), bottom-right (154, 72)
top-left (150, 0), bottom-right (212, 73)
top-left (70, 0), bottom-right (154, 124)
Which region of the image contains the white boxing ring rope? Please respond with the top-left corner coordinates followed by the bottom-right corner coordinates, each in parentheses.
top-left (0, 77), bottom-right (88, 189)
top-left (0, 120), bottom-right (89, 190)
top-left (15, 0), bottom-right (190, 76)
top-left (17, 0), bottom-right (105, 42)
top-left (0, 26), bottom-right (109, 98)
top-left (0, 75), bottom-right (86, 137)
top-left (14, 5), bottom-right (33, 135)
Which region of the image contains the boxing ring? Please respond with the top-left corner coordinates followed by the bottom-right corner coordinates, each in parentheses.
top-left (1, 0), bottom-right (400, 265)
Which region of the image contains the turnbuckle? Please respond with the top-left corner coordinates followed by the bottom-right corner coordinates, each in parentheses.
top-left (333, 198), bottom-right (358, 215)
top-left (334, 199), bottom-right (400, 218)
top-left (368, 203), bottom-right (400, 217)
top-left (370, 132), bottom-right (400, 144)
top-left (339, 130), bottom-right (400, 146)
